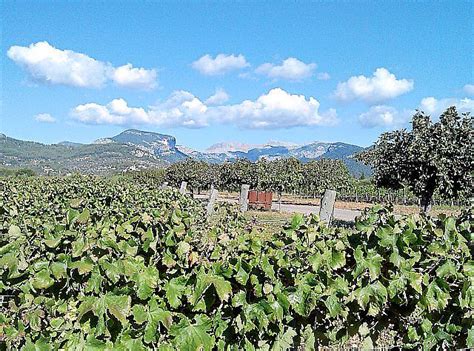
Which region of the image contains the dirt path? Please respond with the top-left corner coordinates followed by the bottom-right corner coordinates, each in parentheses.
top-left (194, 191), bottom-right (460, 218)
top-left (194, 194), bottom-right (362, 221)
top-left (272, 202), bottom-right (361, 221)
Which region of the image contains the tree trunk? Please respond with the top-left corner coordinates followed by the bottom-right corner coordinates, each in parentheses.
top-left (420, 193), bottom-right (432, 214)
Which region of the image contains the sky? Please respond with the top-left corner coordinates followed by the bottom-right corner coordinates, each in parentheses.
top-left (1, 1), bottom-right (473, 151)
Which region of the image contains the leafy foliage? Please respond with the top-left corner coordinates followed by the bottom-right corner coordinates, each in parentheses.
top-left (167, 157), bottom-right (352, 197)
top-left (165, 159), bottom-right (219, 193)
top-left (358, 107), bottom-right (473, 212)
top-left (300, 159), bottom-right (352, 196)
top-left (1, 176), bottom-right (472, 349)
top-left (219, 159), bottom-right (258, 192)
top-left (0, 168), bottom-right (36, 177)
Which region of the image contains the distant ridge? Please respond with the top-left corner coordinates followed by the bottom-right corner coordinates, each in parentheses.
top-left (58, 141), bottom-right (83, 147)
top-left (0, 129), bottom-right (371, 176)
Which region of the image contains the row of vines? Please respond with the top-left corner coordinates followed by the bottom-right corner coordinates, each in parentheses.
top-left (161, 158), bottom-right (351, 196)
top-left (1, 175), bottom-right (473, 349)
top-left (128, 158), bottom-right (467, 206)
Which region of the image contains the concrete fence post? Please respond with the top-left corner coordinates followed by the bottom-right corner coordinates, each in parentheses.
top-left (239, 184), bottom-right (250, 212)
top-left (179, 181), bottom-right (187, 194)
top-left (206, 189), bottom-right (219, 216)
top-left (319, 189), bottom-right (336, 224)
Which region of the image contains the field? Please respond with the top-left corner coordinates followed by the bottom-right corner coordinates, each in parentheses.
top-left (1, 175), bottom-right (472, 350)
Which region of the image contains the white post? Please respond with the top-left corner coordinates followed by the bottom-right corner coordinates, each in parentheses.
top-left (161, 182), bottom-right (169, 189)
top-left (206, 189), bottom-right (219, 216)
top-left (179, 181), bottom-right (187, 194)
top-left (239, 184), bottom-right (250, 212)
top-left (319, 189), bottom-right (336, 224)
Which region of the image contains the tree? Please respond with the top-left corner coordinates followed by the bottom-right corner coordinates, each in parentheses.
top-left (219, 159), bottom-right (258, 191)
top-left (358, 107), bottom-right (473, 213)
top-left (301, 159), bottom-right (352, 197)
top-left (165, 159), bottom-right (214, 194)
top-left (256, 158), bottom-right (302, 209)
top-left (0, 167), bottom-right (36, 177)
top-left (257, 158), bottom-right (302, 194)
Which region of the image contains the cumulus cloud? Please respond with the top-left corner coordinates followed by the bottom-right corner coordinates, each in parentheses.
top-left (420, 97), bottom-right (474, 116)
top-left (7, 41), bottom-right (157, 89)
top-left (8, 42), bottom-right (108, 88)
top-left (72, 92), bottom-right (208, 127)
top-left (212, 88), bottom-right (337, 129)
top-left (334, 68), bottom-right (414, 103)
top-left (192, 54), bottom-right (249, 75)
top-left (34, 113), bottom-right (56, 123)
top-left (255, 57), bottom-right (316, 81)
top-left (71, 88), bottom-right (337, 129)
top-left (463, 84), bottom-right (474, 96)
top-left (109, 64), bottom-right (157, 90)
top-left (358, 96), bottom-right (474, 128)
top-left (358, 105), bottom-right (411, 128)
top-left (205, 88), bottom-right (229, 105)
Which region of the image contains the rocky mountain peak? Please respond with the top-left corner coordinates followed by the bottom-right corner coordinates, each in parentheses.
top-left (111, 129), bottom-right (177, 153)
top-left (1, 129), bottom-right (371, 176)
top-left (205, 142), bottom-right (257, 154)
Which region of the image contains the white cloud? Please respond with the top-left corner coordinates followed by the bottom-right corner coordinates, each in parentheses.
top-left (420, 97), bottom-right (474, 115)
top-left (110, 64), bottom-right (157, 90)
top-left (255, 57), bottom-right (316, 81)
top-left (71, 88), bottom-right (337, 129)
top-left (463, 84), bottom-right (474, 96)
top-left (205, 88), bottom-right (229, 105)
top-left (358, 105), bottom-right (410, 128)
top-left (7, 41), bottom-right (157, 89)
top-left (358, 96), bottom-right (474, 128)
top-left (34, 113), bottom-right (56, 123)
top-left (419, 97), bottom-right (438, 114)
top-left (72, 92), bottom-right (209, 128)
top-left (215, 88), bottom-right (337, 128)
top-left (192, 54), bottom-right (249, 75)
top-left (317, 72), bottom-right (331, 80)
top-left (8, 42), bottom-right (108, 88)
top-left (334, 67), bottom-right (414, 103)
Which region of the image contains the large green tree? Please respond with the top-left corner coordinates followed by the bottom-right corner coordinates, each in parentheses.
top-left (218, 159), bottom-right (258, 191)
top-left (358, 107), bottom-right (472, 212)
top-left (165, 159), bottom-right (215, 194)
top-left (301, 159), bottom-right (352, 197)
top-left (257, 157), bottom-right (303, 195)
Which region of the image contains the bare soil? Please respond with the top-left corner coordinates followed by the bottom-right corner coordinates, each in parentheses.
top-left (211, 191), bottom-right (461, 216)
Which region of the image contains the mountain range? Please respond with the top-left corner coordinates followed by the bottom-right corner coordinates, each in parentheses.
top-left (0, 129), bottom-right (371, 176)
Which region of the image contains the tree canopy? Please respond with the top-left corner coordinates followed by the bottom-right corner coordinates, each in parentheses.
top-left (358, 106), bottom-right (473, 212)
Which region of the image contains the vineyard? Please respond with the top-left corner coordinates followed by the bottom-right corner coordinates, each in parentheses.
top-left (2, 0), bottom-right (472, 346)
top-left (125, 158), bottom-right (468, 208)
top-left (1, 175), bottom-right (473, 349)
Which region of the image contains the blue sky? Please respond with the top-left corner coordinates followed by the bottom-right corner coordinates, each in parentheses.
top-left (1, 1), bottom-right (473, 150)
